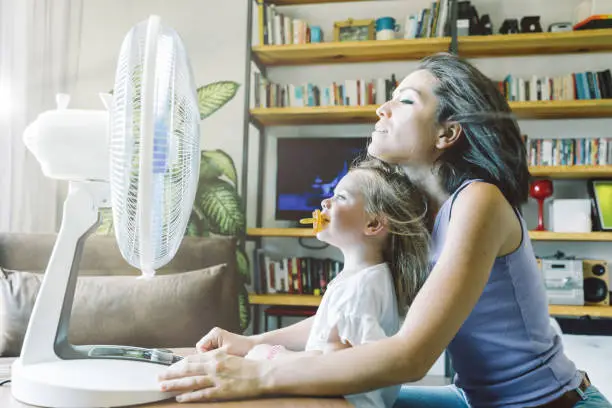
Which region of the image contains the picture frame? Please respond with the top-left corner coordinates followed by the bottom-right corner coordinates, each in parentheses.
top-left (333, 18), bottom-right (375, 42)
top-left (588, 179), bottom-right (612, 231)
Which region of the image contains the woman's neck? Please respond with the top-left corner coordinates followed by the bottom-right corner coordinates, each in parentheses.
top-left (340, 244), bottom-right (385, 273)
top-left (400, 163), bottom-right (449, 212)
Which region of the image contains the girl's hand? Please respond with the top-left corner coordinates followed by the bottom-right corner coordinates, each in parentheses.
top-left (158, 347), bottom-right (272, 402)
top-left (196, 326), bottom-right (257, 356)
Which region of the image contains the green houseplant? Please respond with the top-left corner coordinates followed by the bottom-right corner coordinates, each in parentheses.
top-left (98, 80), bottom-right (251, 331)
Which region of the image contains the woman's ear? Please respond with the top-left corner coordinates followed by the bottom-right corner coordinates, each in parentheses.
top-left (364, 216), bottom-right (386, 236)
top-left (436, 122), bottom-right (462, 150)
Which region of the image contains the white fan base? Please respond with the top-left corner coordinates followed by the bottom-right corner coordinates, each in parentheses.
top-left (11, 358), bottom-right (178, 407)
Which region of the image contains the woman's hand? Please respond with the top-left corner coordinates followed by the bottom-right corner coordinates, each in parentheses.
top-left (196, 326), bottom-right (258, 356)
top-left (244, 343), bottom-right (281, 360)
top-left (158, 347), bottom-right (272, 402)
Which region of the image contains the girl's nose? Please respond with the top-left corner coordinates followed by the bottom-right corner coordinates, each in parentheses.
top-left (376, 101), bottom-right (392, 118)
top-left (321, 198), bottom-right (331, 210)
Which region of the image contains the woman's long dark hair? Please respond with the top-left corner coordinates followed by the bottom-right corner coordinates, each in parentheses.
top-left (418, 53), bottom-right (530, 207)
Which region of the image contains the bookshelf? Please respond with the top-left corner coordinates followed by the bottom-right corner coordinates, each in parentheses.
top-left (250, 100), bottom-right (612, 126)
top-left (252, 29), bottom-right (612, 66)
top-left (248, 294), bottom-right (612, 318)
top-left (244, 0), bottom-right (612, 334)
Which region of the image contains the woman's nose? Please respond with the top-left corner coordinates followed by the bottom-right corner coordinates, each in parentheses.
top-left (321, 198), bottom-right (331, 209)
top-left (376, 101), bottom-right (392, 118)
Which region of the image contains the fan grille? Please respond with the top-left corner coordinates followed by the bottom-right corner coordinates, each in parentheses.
top-left (109, 19), bottom-right (200, 273)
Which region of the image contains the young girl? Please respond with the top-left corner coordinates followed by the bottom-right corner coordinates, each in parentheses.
top-left (243, 158), bottom-right (431, 408)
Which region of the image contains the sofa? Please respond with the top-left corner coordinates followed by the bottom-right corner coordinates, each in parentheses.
top-left (0, 232), bottom-right (241, 381)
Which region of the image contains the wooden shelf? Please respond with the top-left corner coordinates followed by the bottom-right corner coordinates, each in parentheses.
top-left (456, 29), bottom-right (612, 58)
top-left (248, 228), bottom-right (612, 241)
top-left (548, 305), bottom-right (612, 318)
top-left (253, 38), bottom-right (451, 66)
top-left (250, 105), bottom-right (377, 126)
top-left (250, 100), bottom-right (612, 126)
top-left (511, 99), bottom-right (612, 119)
top-left (248, 227), bottom-right (315, 237)
top-left (530, 165), bottom-right (612, 178)
top-left (529, 231), bottom-right (612, 241)
top-left (252, 30), bottom-right (612, 66)
top-left (249, 294), bottom-right (612, 318)
top-left (266, 0), bottom-right (371, 5)
top-left (249, 294), bottom-right (321, 307)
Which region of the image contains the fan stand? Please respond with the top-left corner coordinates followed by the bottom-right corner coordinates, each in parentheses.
top-left (11, 182), bottom-right (178, 408)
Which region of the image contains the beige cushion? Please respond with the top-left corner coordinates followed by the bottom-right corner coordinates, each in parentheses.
top-left (0, 264), bottom-right (233, 357)
top-left (0, 234), bottom-right (238, 277)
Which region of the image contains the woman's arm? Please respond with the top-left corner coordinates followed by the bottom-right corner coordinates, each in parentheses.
top-left (160, 183), bottom-right (520, 401)
top-left (262, 183), bottom-right (518, 396)
top-left (252, 315), bottom-right (315, 351)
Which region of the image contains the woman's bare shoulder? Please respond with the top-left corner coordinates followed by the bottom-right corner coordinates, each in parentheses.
top-left (449, 181), bottom-right (521, 257)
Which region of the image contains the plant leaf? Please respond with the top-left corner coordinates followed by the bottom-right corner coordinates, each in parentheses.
top-left (197, 81), bottom-right (240, 120)
top-left (186, 218), bottom-right (200, 236)
top-left (196, 179), bottom-right (245, 236)
top-left (236, 247), bottom-right (251, 285)
top-left (185, 213), bottom-right (211, 237)
top-left (199, 153), bottom-right (223, 181)
top-left (238, 286), bottom-right (251, 332)
top-left (201, 150), bottom-right (238, 186)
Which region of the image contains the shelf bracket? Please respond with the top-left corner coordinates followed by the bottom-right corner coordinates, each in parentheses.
top-left (449, 0), bottom-right (459, 55)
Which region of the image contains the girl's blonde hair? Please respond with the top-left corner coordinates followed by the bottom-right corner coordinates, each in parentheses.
top-left (351, 157), bottom-right (431, 312)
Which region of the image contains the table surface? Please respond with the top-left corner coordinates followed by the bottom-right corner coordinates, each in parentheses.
top-left (0, 348), bottom-right (350, 407)
top-left (0, 387), bottom-right (349, 408)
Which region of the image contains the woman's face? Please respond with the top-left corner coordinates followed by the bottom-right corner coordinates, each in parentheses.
top-left (368, 69), bottom-right (443, 166)
top-left (317, 171), bottom-right (371, 247)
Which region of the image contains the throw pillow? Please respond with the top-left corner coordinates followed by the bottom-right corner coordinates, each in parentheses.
top-left (0, 264), bottom-right (234, 357)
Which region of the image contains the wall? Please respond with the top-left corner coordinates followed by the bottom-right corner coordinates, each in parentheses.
top-left (72, 0), bottom-right (249, 177)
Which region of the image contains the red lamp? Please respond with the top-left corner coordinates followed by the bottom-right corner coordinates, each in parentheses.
top-left (529, 179), bottom-right (553, 231)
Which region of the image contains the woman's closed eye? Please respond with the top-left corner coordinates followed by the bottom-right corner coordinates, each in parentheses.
top-left (400, 99), bottom-right (414, 105)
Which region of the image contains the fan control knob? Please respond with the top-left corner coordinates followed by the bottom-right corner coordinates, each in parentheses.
top-left (151, 348), bottom-right (175, 364)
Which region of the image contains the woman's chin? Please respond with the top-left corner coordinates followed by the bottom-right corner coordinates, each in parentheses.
top-left (367, 144), bottom-right (401, 164)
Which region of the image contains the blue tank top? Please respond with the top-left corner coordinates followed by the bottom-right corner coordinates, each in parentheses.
top-left (432, 179), bottom-right (582, 407)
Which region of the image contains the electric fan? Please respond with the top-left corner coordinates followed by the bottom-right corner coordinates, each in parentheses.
top-left (11, 15), bottom-right (201, 407)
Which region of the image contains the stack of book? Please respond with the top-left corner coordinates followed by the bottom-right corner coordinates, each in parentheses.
top-left (403, 0), bottom-right (452, 39)
top-left (252, 72), bottom-right (399, 108)
top-left (253, 250), bottom-right (343, 296)
top-left (256, 1), bottom-right (310, 45)
top-left (527, 137), bottom-right (612, 166)
top-left (499, 70), bottom-right (612, 102)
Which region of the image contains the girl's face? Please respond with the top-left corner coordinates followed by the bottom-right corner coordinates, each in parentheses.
top-left (368, 69), bottom-right (444, 166)
top-left (316, 171), bottom-right (372, 247)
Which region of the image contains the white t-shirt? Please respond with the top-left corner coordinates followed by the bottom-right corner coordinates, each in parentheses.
top-left (305, 262), bottom-right (401, 408)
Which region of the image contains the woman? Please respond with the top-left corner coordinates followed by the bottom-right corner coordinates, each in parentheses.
top-left (159, 53), bottom-right (611, 407)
